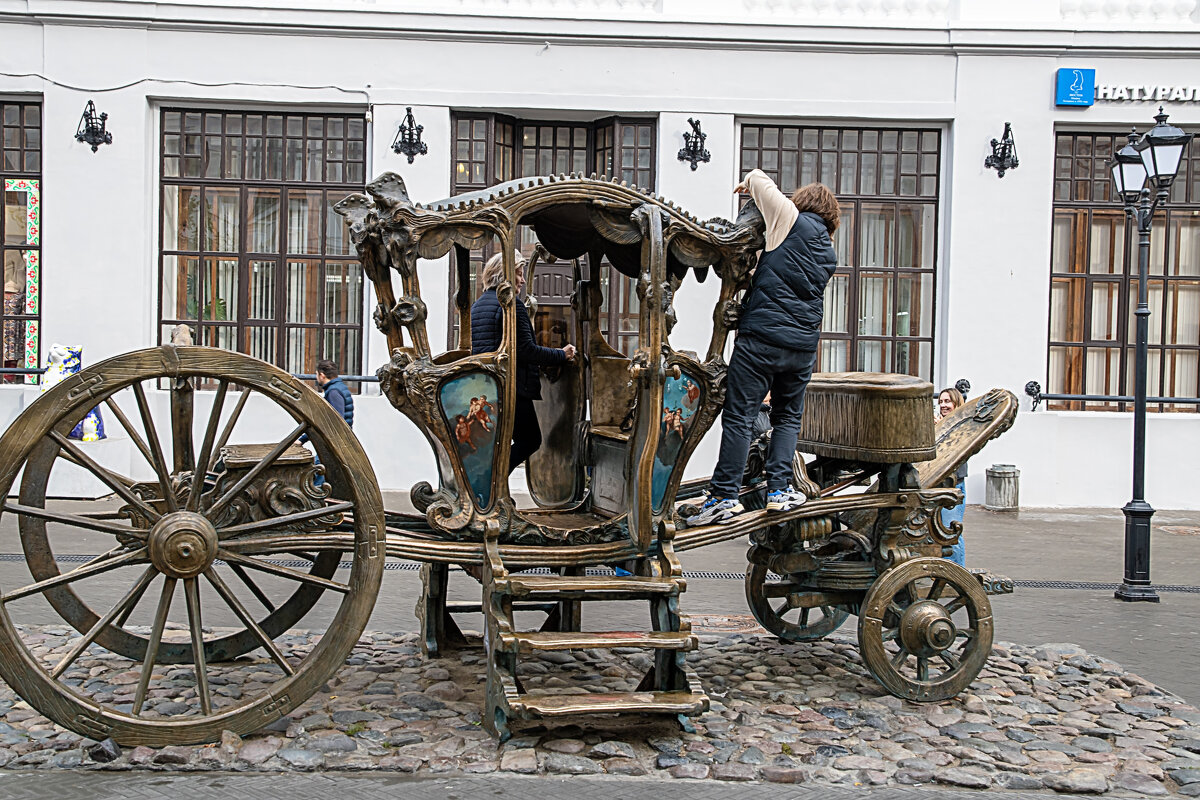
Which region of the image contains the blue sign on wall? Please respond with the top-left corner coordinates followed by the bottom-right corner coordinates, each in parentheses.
top-left (1056, 68), bottom-right (1096, 107)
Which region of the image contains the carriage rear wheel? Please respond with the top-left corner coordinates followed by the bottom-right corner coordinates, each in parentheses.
top-left (745, 563), bottom-right (850, 642)
top-left (0, 346), bottom-right (383, 745)
top-left (857, 557), bottom-right (993, 702)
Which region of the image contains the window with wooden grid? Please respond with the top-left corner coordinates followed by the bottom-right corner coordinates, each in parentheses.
top-left (739, 125), bottom-right (940, 379)
top-left (1048, 131), bottom-right (1200, 412)
top-left (159, 108), bottom-right (367, 378)
top-left (2, 99), bottom-right (40, 384)
top-left (449, 114), bottom-right (656, 355)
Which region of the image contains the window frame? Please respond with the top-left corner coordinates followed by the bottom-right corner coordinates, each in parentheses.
top-left (1047, 130), bottom-right (1200, 412)
top-left (157, 107), bottom-right (368, 379)
top-left (738, 123), bottom-right (941, 380)
top-left (1, 98), bottom-right (42, 385)
top-left (447, 112), bottom-right (657, 352)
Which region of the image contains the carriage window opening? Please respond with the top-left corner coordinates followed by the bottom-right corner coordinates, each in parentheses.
top-left (1047, 131), bottom-right (1200, 412)
top-left (740, 124), bottom-right (939, 380)
top-left (449, 113), bottom-right (655, 353)
top-left (159, 108), bottom-right (367, 381)
top-left (1, 100), bottom-right (40, 385)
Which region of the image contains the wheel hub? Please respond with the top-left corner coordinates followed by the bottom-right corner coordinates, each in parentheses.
top-left (899, 599), bottom-right (956, 658)
top-left (148, 511), bottom-right (218, 579)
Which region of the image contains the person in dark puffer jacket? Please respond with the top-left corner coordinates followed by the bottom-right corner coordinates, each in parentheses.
top-left (471, 250), bottom-right (576, 473)
top-left (689, 171), bottom-right (840, 527)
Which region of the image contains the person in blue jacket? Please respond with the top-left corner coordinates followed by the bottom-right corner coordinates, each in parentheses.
top-left (316, 359), bottom-right (354, 428)
top-left (470, 251), bottom-right (576, 473)
top-left (690, 171), bottom-right (840, 526)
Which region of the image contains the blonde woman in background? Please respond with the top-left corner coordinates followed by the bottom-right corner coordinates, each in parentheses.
top-left (937, 387), bottom-right (966, 565)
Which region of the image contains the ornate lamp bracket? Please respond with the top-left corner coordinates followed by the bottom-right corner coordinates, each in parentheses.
top-left (984, 122), bottom-right (1019, 178)
top-left (677, 117), bottom-right (710, 171)
top-left (392, 107), bottom-right (428, 164)
top-left (75, 100), bottom-right (112, 153)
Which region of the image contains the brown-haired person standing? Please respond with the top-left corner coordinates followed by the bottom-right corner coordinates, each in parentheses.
top-left (690, 170), bottom-right (840, 526)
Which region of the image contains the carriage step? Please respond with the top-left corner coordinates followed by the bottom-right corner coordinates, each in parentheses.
top-left (446, 600), bottom-right (557, 614)
top-left (499, 630), bottom-right (697, 652)
top-left (505, 574), bottom-right (683, 600)
top-left (512, 690), bottom-right (709, 718)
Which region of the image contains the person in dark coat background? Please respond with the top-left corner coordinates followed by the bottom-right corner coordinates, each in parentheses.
top-left (690, 171), bottom-right (840, 526)
top-left (315, 359), bottom-right (354, 428)
top-left (470, 250), bottom-right (576, 473)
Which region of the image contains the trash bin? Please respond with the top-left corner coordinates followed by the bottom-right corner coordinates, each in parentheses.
top-left (984, 464), bottom-right (1020, 512)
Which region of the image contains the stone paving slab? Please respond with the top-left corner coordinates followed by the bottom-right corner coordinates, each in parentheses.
top-left (2, 627), bottom-right (1199, 796)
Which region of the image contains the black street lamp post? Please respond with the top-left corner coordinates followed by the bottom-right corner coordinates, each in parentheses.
top-left (1108, 108), bottom-right (1192, 603)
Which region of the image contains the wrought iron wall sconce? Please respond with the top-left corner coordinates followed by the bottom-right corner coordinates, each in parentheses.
top-left (392, 107), bottom-right (428, 164)
top-left (955, 378), bottom-right (971, 398)
top-left (74, 100), bottom-right (112, 152)
top-left (984, 122), bottom-right (1018, 178)
top-left (677, 117), bottom-right (710, 170)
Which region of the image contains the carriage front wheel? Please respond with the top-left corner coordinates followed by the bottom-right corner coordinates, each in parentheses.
top-left (857, 557), bottom-right (993, 702)
top-left (0, 346), bottom-right (384, 746)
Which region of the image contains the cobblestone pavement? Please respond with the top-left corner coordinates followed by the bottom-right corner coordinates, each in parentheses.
top-left (2, 626), bottom-right (1200, 796)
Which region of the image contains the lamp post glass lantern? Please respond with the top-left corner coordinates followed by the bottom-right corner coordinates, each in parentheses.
top-left (1109, 107), bottom-right (1192, 604)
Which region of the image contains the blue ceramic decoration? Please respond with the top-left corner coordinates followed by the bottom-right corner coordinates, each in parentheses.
top-left (652, 371), bottom-right (702, 512)
top-left (439, 372), bottom-right (501, 508)
top-left (42, 344), bottom-right (105, 441)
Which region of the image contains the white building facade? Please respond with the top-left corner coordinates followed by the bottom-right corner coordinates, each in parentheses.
top-left (2, 0), bottom-right (1200, 508)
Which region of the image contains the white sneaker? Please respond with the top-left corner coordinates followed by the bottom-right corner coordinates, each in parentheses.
top-left (766, 487), bottom-right (806, 512)
top-left (688, 494), bottom-right (745, 526)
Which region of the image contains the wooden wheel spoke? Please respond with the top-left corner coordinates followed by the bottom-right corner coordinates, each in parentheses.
top-left (881, 628), bottom-right (899, 642)
top-left (939, 651), bottom-right (962, 671)
top-left (104, 396), bottom-right (156, 470)
top-left (133, 576), bottom-right (176, 716)
top-left (2, 548), bottom-right (147, 604)
top-left (917, 656), bottom-right (930, 682)
top-left (904, 581), bottom-right (919, 605)
top-left (48, 432), bottom-right (161, 522)
top-left (4, 502), bottom-right (147, 540)
top-left (182, 578), bottom-right (212, 715)
top-left (208, 388), bottom-right (252, 473)
top-left (188, 380), bottom-right (228, 512)
top-left (115, 578), bottom-right (153, 627)
top-left (227, 562), bottom-right (277, 612)
top-left (206, 422), bottom-right (308, 520)
top-left (219, 501), bottom-right (353, 539)
top-left (890, 646), bottom-right (909, 669)
top-left (203, 568), bottom-right (295, 676)
top-left (943, 595), bottom-right (967, 615)
top-left (799, 607), bottom-right (811, 627)
top-left (50, 567), bottom-right (157, 679)
top-left (56, 446), bottom-right (137, 488)
top-left (132, 382), bottom-right (178, 512)
top-left (955, 627), bottom-right (976, 643)
top-left (218, 550), bottom-right (350, 594)
top-left (927, 577), bottom-right (947, 601)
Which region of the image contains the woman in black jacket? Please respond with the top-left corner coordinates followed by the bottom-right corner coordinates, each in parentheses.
top-left (470, 251), bottom-right (576, 473)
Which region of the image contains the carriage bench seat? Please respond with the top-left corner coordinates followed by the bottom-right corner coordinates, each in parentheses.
top-left (797, 372), bottom-right (936, 464)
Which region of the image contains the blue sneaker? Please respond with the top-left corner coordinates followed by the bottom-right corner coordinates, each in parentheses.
top-left (766, 487), bottom-right (806, 512)
top-left (688, 494), bottom-right (745, 526)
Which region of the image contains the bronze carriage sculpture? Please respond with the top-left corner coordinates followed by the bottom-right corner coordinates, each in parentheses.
top-left (0, 171), bottom-right (1016, 746)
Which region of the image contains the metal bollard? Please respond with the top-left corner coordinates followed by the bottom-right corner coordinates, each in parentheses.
top-left (984, 464), bottom-right (1020, 512)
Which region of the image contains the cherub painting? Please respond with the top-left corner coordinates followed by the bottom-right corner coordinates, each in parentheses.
top-left (439, 373), bottom-right (502, 507)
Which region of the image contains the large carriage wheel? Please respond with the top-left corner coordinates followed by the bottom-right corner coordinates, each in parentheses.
top-left (18, 405), bottom-right (342, 664)
top-left (857, 557), bottom-right (992, 702)
top-left (745, 563), bottom-right (849, 642)
top-left (0, 346), bottom-right (383, 745)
